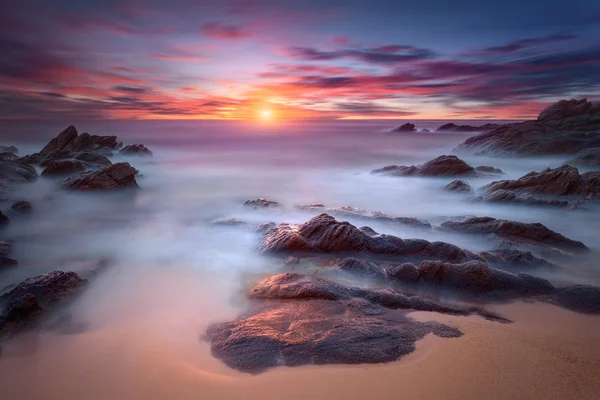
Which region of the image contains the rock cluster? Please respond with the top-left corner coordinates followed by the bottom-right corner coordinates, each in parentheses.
top-left (62, 162), bottom-right (139, 190)
top-left (372, 155), bottom-right (478, 177)
top-left (390, 123), bottom-right (416, 132)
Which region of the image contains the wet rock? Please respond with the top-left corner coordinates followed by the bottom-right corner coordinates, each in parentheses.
top-left (567, 147), bottom-right (600, 167)
top-left (440, 216), bottom-right (588, 253)
top-left (41, 160), bottom-right (86, 177)
top-left (455, 98), bottom-right (600, 156)
top-left (444, 180), bottom-right (472, 193)
top-left (479, 249), bottom-right (556, 269)
top-left (390, 123), bottom-right (416, 132)
top-left (259, 214), bottom-right (481, 263)
top-left (334, 257), bottom-right (389, 283)
top-left (244, 198), bottom-right (281, 208)
top-left (371, 155), bottom-right (478, 177)
top-left (0, 146), bottom-right (18, 154)
top-left (62, 162), bottom-right (139, 190)
top-left (0, 271), bottom-right (88, 340)
top-left (11, 200), bottom-right (32, 213)
top-left (475, 165), bottom-right (504, 174)
top-left (120, 144), bottom-right (153, 156)
top-left (436, 123), bottom-right (501, 132)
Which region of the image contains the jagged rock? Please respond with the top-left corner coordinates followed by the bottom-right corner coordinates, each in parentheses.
top-left (62, 162), bottom-right (139, 190)
top-left (475, 165), bottom-right (504, 174)
top-left (479, 249), bottom-right (556, 269)
top-left (387, 262), bottom-right (420, 283)
top-left (477, 189), bottom-right (570, 207)
top-left (440, 216), bottom-right (588, 253)
top-left (390, 123), bottom-right (416, 132)
top-left (0, 146), bottom-right (18, 154)
top-left (334, 257), bottom-right (389, 282)
top-left (0, 152), bottom-right (19, 161)
top-left (244, 198), bottom-right (281, 208)
top-left (41, 160), bottom-right (86, 177)
top-left (437, 123), bottom-right (501, 132)
top-left (371, 155), bottom-right (478, 177)
top-left (252, 222), bottom-right (277, 234)
top-left (455, 98), bottom-right (600, 155)
top-left (567, 147), bottom-right (600, 167)
top-left (259, 214), bottom-right (480, 263)
top-left (0, 271), bottom-right (88, 340)
top-left (444, 180), bottom-right (472, 193)
top-left (302, 205), bottom-right (432, 229)
top-left (120, 144), bottom-right (153, 156)
top-left (74, 152), bottom-right (112, 166)
top-left (0, 160), bottom-right (38, 195)
top-left (11, 200), bottom-right (32, 213)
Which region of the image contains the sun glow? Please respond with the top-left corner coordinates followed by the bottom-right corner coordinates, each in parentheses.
top-left (260, 109), bottom-right (273, 119)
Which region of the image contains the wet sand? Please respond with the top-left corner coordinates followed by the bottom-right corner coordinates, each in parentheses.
top-left (1, 301), bottom-right (598, 400)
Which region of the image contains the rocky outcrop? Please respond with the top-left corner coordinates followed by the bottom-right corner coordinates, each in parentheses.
top-left (0, 160), bottom-right (38, 195)
top-left (455, 98), bottom-right (600, 156)
top-left (74, 152), bottom-right (112, 166)
top-left (440, 216), bottom-right (588, 253)
top-left (479, 249), bottom-right (556, 269)
top-left (444, 180), bottom-right (472, 193)
top-left (437, 123), bottom-right (501, 132)
top-left (0, 271), bottom-right (88, 340)
top-left (209, 217), bottom-right (247, 227)
top-left (0, 146), bottom-right (18, 154)
top-left (0, 152), bottom-right (19, 161)
top-left (390, 123), bottom-right (416, 133)
top-left (244, 198), bottom-right (281, 208)
top-left (41, 160), bottom-right (86, 177)
top-left (475, 166), bottom-right (504, 174)
top-left (0, 241), bottom-right (18, 271)
top-left (372, 155), bottom-right (478, 177)
top-left (120, 144), bottom-right (153, 156)
top-left (333, 257), bottom-right (389, 283)
top-left (477, 189), bottom-right (570, 207)
top-left (62, 162), bottom-right (139, 190)
top-left (567, 147), bottom-right (600, 167)
top-left (11, 200), bottom-right (32, 213)
top-left (259, 214), bottom-right (481, 263)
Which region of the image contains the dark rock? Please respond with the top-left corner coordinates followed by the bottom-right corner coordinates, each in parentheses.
top-left (0, 212), bottom-right (9, 226)
top-left (0, 241), bottom-right (18, 271)
top-left (252, 222), bottom-right (277, 234)
top-left (567, 147), bottom-right (600, 167)
top-left (475, 165), bottom-right (504, 174)
top-left (444, 180), bottom-right (472, 193)
top-left (210, 217), bottom-right (247, 227)
top-left (244, 198), bottom-right (281, 208)
top-left (548, 285), bottom-right (600, 314)
top-left (436, 123), bottom-right (501, 132)
top-left (120, 144), bottom-right (153, 156)
top-left (41, 160), bottom-right (86, 177)
top-left (11, 200), bottom-right (32, 213)
top-left (420, 129), bottom-right (431, 133)
top-left (477, 189), bottom-right (570, 207)
top-left (74, 152), bottom-right (112, 166)
top-left (0, 146), bottom-right (18, 154)
top-left (259, 214), bottom-right (481, 263)
top-left (371, 155), bottom-right (478, 177)
top-left (62, 162), bottom-right (139, 190)
top-left (440, 216), bottom-right (588, 253)
top-left (0, 152), bottom-right (19, 161)
top-left (390, 123), bottom-right (416, 132)
top-left (0, 271), bottom-right (88, 340)
top-left (479, 249), bottom-right (556, 269)
top-left (0, 160), bottom-right (38, 195)
top-left (455, 98), bottom-right (600, 156)
top-left (307, 205), bottom-right (432, 229)
top-left (387, 262), bottom-right (420, 283)
top-left (334, 257), bottom-right (389, 283)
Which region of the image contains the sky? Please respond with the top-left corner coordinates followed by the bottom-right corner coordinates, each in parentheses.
top-left (1, 0), bottom-right (599, 121)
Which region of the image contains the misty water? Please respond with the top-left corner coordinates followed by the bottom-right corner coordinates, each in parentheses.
top-left (1, 120), bottom-right (599, 396)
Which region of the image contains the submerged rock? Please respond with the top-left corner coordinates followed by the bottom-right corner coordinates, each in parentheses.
top-left (390, 123), bottom-right (416, 132)
top-left (372, 155), bottom-right (478, 177)
top-left (440, 216), bottom-right (588, 253)
top-left (120, 144), bottom-right (153, 156)
top-left (455, 98), bottom-right (600, 156)
top-left (0, 271), bottom-right (88, 340)
top-left (444, 180), bottom-right (473, 193)
top-left (244, 198), bottom-right (281, 208)
top-left (259, 214), bottom-right (481, 263)
top-left (11, 200), bottom-right (32, 213)
top-left (62, 162), bottom-right (139, 190)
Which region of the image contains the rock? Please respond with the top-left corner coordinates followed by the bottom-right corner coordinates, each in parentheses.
top-left (0, 241), bottom-right (18, 271)
top-left (334, 257), bottom-right (389, 283)
top-left (481, 165), bottom-right (600, 197)
top-left (548, 285), bottom-right (600, 314)
top-left (0, 271), bottom-right (88, 340)
top-left (62, 162), bottom-right (139, 190)
top-left (304, 205), bottom-right (432, 229)
top-left (371, 155), bottom-right (479, 177)
top-left (209, 217), bottom-right (247, 227)
top-left (0, 146), bottom-right (18, 154)
top-left (120, 144), bottom-right (153, 156)
top-left (436, 123), bottom-right (501, 132)
top-left (0, 212), bottom-right (9, 226)
top-left (567, 147), bottom-right (600, 167)
top-left (259, 214), bottom-right (481, 263)
top-left (455, 98), bottom-right (600, 156)
top-left (440, 216), bottom-right (588, 253)
top-left (477, 189), bottom-right (570, 207)
top-left (74, 152), bottom-right (112, 166)
top-left (420, 129), bottom-right (431, 133)
top-left (479, 249), bottom-right (556, 269)
top-left (444, 180), bottom-right (472, 193)
top-left (244, 198), bottom-right (281, 208)
top-left (0, 160), bottom-right (38, 195)
top-left (0, 152), bottom-right (19, 161)
top-left (41, 160), bottom-right (86, 177)
top-left (387, 262), bottom-right (420, 283)
top-left (475, 166), bottom-right (504, 174)
top-left (11, 200), bottom-right (32, 213)
top-left (390, 123), bottom-right (416, 132)
top-left (252, 222), bottom-right (277, 234)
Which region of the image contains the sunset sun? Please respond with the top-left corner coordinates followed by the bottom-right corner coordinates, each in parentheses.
top-left (260, 109), bottom-right (273, 120)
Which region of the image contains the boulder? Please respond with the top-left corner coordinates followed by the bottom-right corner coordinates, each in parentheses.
top-left (11, 200), bottom-right (32, 213)
top-left (390, 123), bottom-right (416, 132)
top-left (244, 198), bottom-right (281, 208)
top-left (371, 155), bottom-right (479, 177)
top-left (62, 162), bottom-right (139, 190)
top-left (444, 180), bottom-right (472, 193)
top-left (0, 160), bottom-right (38, 195)
top-left (334, 257), bottom-right (389, 283)
top-left (0, 271), bottom-right (88, 340)
top-left (455, 98), bottom-right (600, 156)
top-left (477, 189), bottom-right (570, 207)
top-left (41, 160), bottom-right (86, 177)
top-left (259, 214), bottom-right (481, 263)
top-left (120, 144), bottom-right (153, 156)
top-left (440, 216), bottom-right (588, 253)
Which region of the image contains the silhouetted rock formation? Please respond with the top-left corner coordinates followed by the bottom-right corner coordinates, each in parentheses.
top-left (437, 123), bottom-right (501, 132)
top-left (11, 200), bottom-right (32, 213)
top-left (475, 165), bottom-right (504, 174)
top-left (479, 249), bottom-right (556, 269)
top-left (62, 162), bottom-right (139, 190)
top-left (259, 214), bottom-right (481, 263)
top-left (244, 198), bottom-right (281, 208)
top-left (372, 155), bottom-right (478, 177)
top-left (0, 242), bottom-right (18, 271)
top-left (440, 216), bottom-right (588, 253)
top-left (444, 180), bottom-right (472, 193)
top-left (455, 98), bottom-right (600, 155)
top-left (41, 160), bottom-right (86, 177)
top-left (390, 123), bottom-right (416, 132)
top-left (120, 144), bottom-right (153, 156)
top-left (0, 146), bottom-right (18, 154)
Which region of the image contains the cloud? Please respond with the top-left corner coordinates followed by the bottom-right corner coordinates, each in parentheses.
top-left (285, 45), bottom-right (435, 64)
top-left (472, 34), bottom-right (577, 55)
top-left (200, 21), bottom-right (252, 39)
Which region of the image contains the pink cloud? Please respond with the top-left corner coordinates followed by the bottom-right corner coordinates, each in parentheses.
top-left (200, 21), bottom-right (252, 39)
